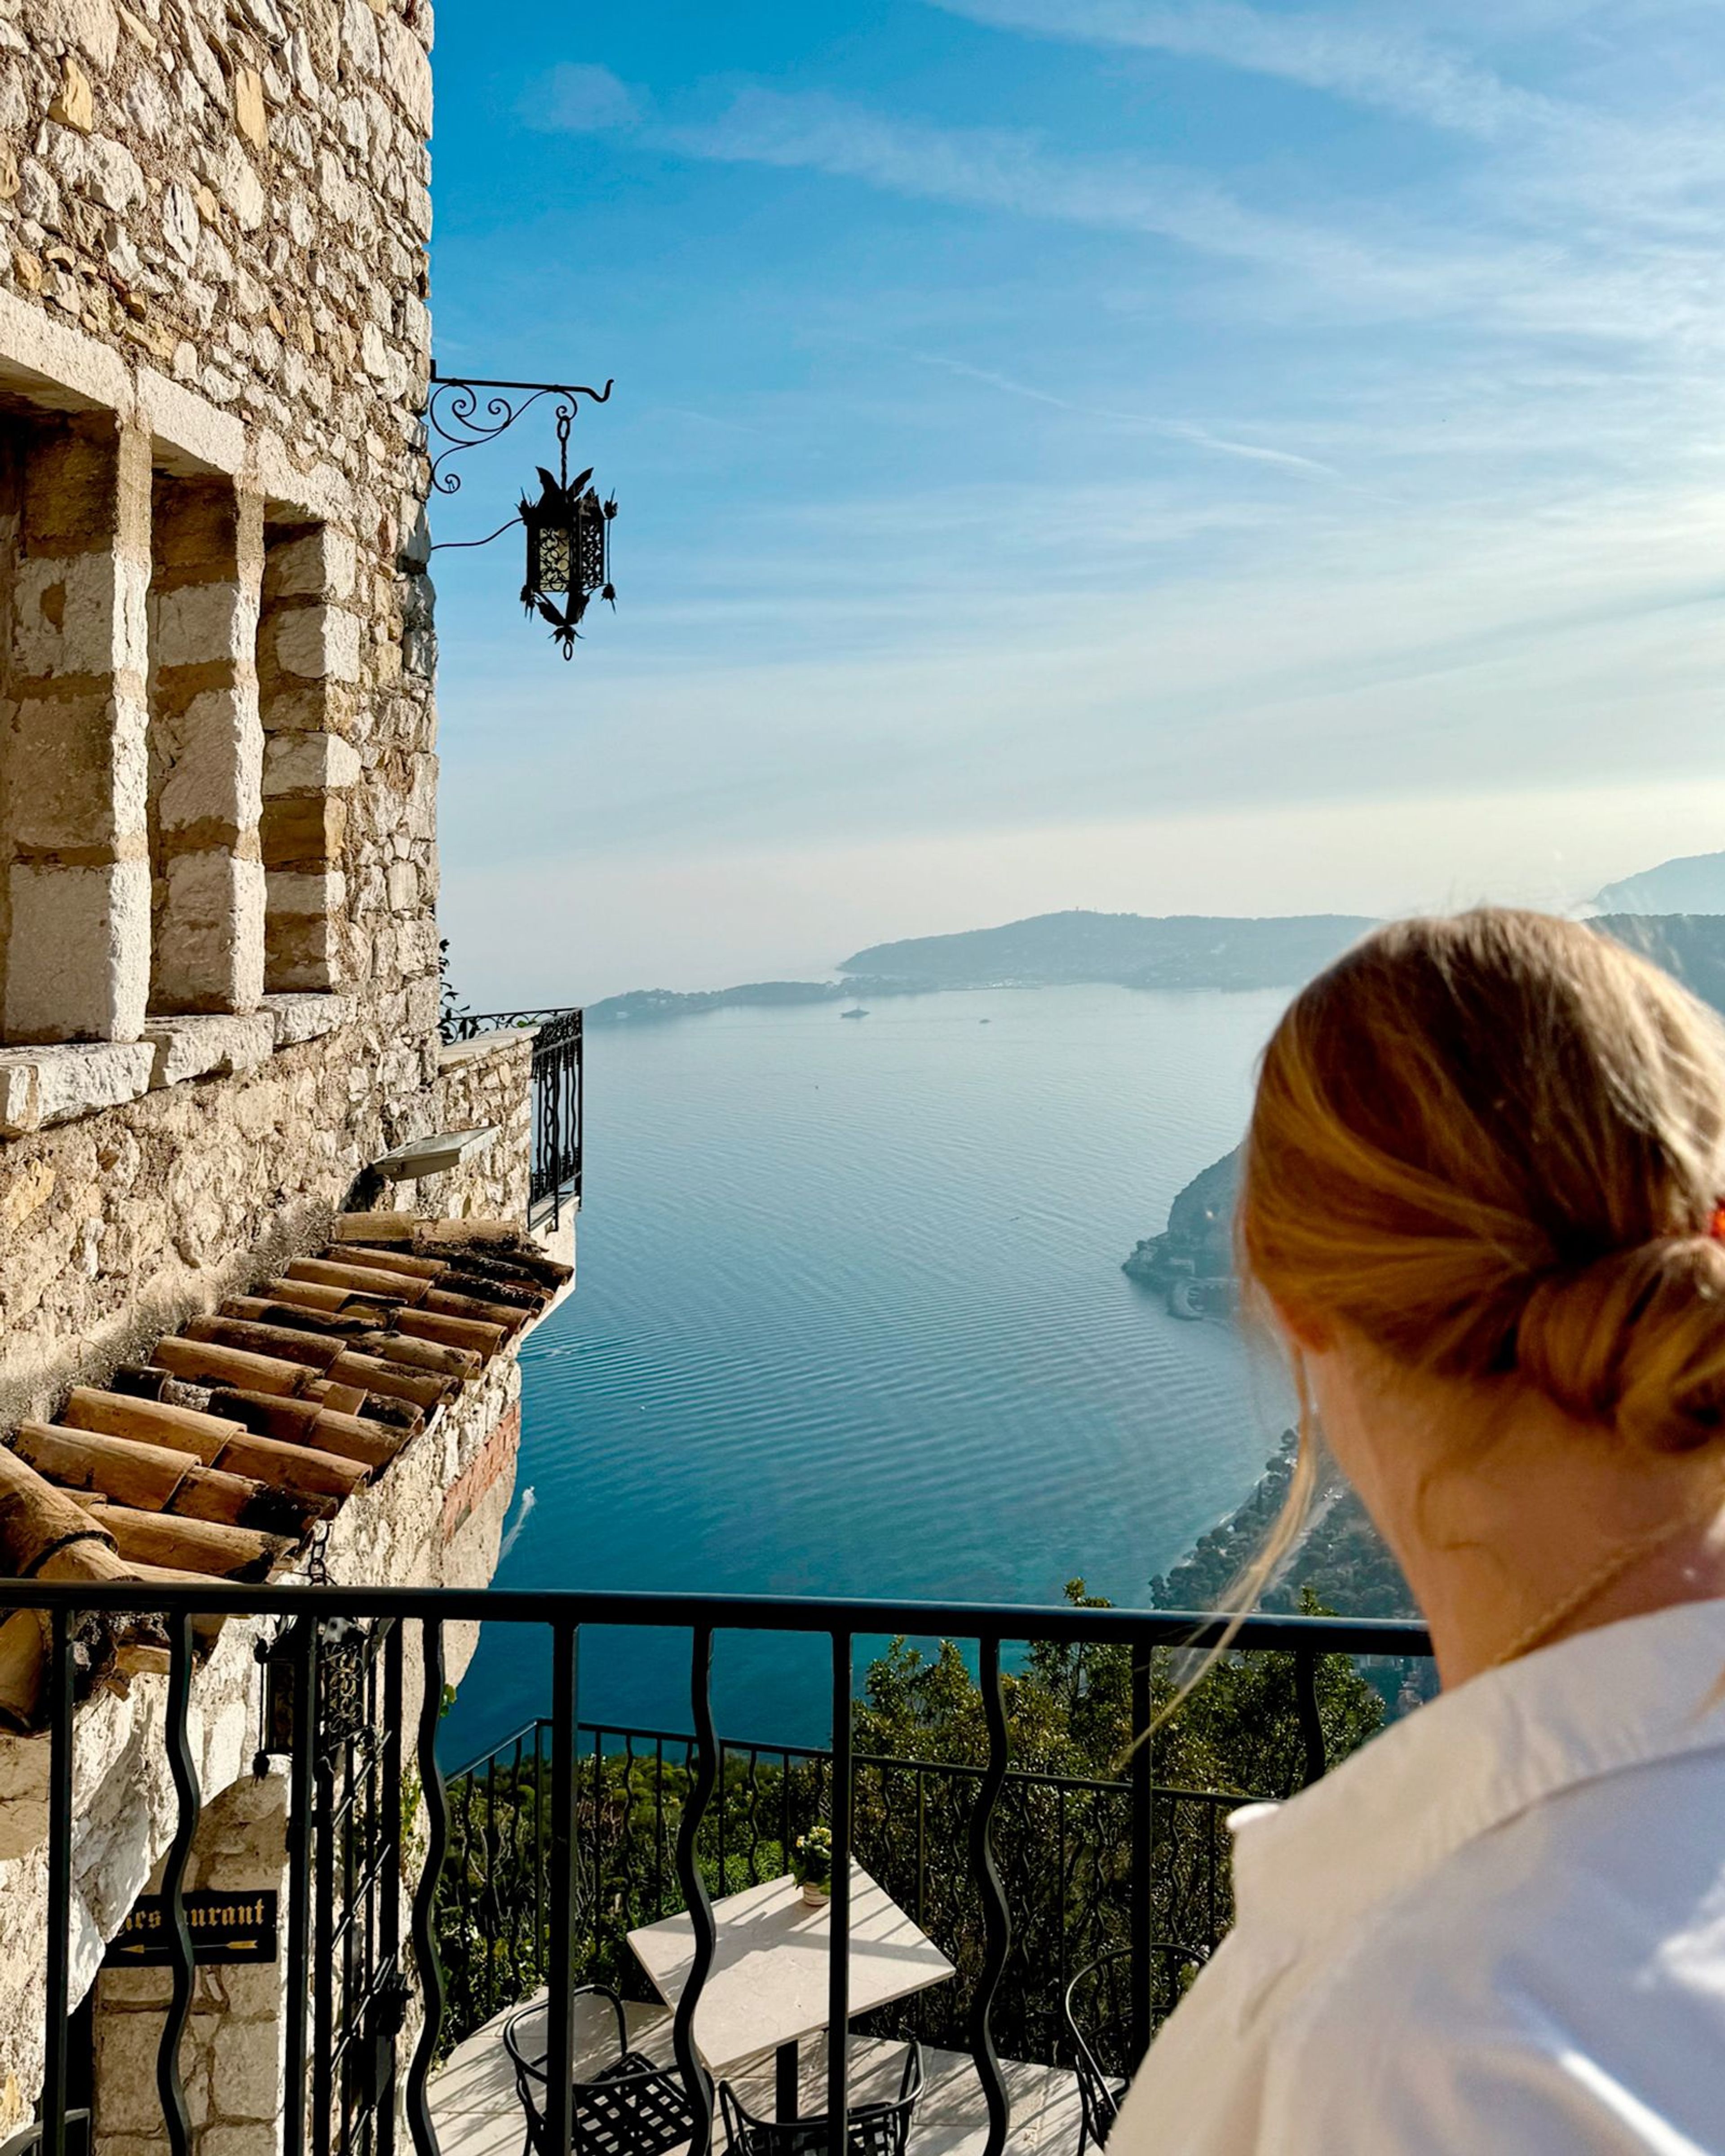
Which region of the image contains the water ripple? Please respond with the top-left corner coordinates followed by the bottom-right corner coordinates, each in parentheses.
top-left (444, 984), bottom-right (1292, 1758)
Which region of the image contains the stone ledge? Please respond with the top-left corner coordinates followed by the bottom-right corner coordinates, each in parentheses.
top-left (0, 1040), bottom-right (156, 1134)
top-left (262, 992), bottom-right (347, 1047)
top-left (436, 1027), bottom-right (538, 1071)
top-left (0, 996), bottom-right (355, 1139)
top-left (371, 1127), bottom-right (500, 1182)
top-left (144, 1013), bottom-right (275, 1090)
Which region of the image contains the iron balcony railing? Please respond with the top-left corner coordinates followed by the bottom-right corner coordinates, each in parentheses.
top-left (13, 1582), bottom-right (1430, 2156)
top-left (439, 1717), bottom-right (1255, 2070)
top-left (440, 1007), bottom-right (584, 1229)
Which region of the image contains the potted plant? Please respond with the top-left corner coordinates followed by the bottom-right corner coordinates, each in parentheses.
top-left (791, 1824), bottom-right (834, 1906)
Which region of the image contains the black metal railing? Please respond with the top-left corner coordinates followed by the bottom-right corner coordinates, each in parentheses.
top-left (438, 1717), bottom-right (1248, 2071)
top-left (440, 1007), bottom-right (584, 1229)
top-left (10, 1582), bottom-right (1429, 2156)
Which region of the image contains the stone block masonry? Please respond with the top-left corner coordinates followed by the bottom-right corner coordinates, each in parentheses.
top-left (3, 410), bottom-right (153, 1043)
top-left (148, 473), bottom-right (265, 1014)
top-left (0, 0), bottom-right (442, 1061)
top-left (257, 520), bottom-right (363, 993)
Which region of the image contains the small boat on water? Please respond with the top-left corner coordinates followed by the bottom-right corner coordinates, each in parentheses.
top-left (841, 1006), bottom-right (870, 1020)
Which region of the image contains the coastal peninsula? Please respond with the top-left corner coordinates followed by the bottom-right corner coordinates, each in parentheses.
top-left (585, 909), bottom-right (1377, 1026)
top-left (1122, 1148), bottom-right (1240, 1318)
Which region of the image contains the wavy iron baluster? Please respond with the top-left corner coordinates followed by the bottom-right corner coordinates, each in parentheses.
top-left (508, 1734), bottom-right (525, 2001)
top-left (406, 1620), bottom-right (447, 2156)
top-left (671, 1628), bottom-right (717, 2156)
top-left (285, 1619), bottom-right (320, 2156)
top-left (538, 1724), bottom-right (550, 1989)
top-left (968, 1638), bottom-right (1012, 2156)
top-left (313, 1745), bottom-right (336, 2156)
top-left (42, 1607), bottom-right (74, 2156)
top-left (380, 1623), bottom-right (406, 2156)
top-left (157, 1610), bottom-right (200, 2156)
top-left (1128, 1640), bottom-right (1154, 2067)
top-left (546, 1621), bottom-right (581, 2156)
top-left (827, 1634), bottom-right (854, 2144)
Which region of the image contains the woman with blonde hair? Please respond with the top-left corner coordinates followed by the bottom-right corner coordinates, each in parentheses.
top-left (1114, 908), bottom-right (1725, 2154)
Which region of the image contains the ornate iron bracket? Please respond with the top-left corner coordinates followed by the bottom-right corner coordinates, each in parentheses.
top-left (424, 367), bottom-right (614, 499)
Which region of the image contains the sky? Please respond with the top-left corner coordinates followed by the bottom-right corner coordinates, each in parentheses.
top-left (427, 0), bottom-right (1725, 1006)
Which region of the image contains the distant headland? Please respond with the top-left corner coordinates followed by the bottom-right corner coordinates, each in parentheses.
top-left (1123, 1148), bottom-right (1240, 1320)
top-left (584, 893), bottom-right (1725, 1031)
top-left (587, 909), bottom-right (1376, 1026)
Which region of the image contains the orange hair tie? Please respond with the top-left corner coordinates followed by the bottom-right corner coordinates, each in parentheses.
top-left (1711, 1205), bottom-right (1725, 1242)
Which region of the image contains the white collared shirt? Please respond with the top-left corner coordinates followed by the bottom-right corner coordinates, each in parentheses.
top-left (1112, 1600), bottom-right (1725, 2154)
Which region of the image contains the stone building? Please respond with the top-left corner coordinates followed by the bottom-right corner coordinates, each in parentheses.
top-left (0, 0), bottom-right (565, 2145)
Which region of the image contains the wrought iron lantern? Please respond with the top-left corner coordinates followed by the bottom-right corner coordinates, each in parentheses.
top-left (519, 417), bottom-right (618, 660)
top-left (253, 1615), bottom-right (373, 1773)
top-left (425, 367), bottom-right (618, 664)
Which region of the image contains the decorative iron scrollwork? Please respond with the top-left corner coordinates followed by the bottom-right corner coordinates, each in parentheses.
top-left (423, 367), bottom-right (619, 658)
top-left (425, 370), bottom-right (613, 499)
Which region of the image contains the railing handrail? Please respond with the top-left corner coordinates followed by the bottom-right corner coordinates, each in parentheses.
top-left (19, 1573), bottom-right (1433, 2156)
top-left (441, 1004), bottom-right (581, 1042)
top-left (0, 1577), bottom-right (1433, 1653)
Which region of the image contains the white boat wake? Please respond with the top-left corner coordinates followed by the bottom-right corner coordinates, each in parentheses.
top-left (498, 1485), bottom-right (536, 1563)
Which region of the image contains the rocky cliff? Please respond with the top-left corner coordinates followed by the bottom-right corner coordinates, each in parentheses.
top-left (1122, 1145), bottom-right (1240, 1313)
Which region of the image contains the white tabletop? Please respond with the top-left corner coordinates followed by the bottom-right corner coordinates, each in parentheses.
top-left (626, 1864), bottom-right (955, 2074)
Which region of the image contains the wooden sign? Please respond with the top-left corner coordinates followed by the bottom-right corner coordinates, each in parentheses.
top-left (105, 1891), bottom-right (278, 1967)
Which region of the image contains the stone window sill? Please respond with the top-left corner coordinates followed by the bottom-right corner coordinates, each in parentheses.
top-left (0, 994), bottom-right (349, 1137)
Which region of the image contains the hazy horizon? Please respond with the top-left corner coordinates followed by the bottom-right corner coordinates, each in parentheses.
top-left (444, 790), bottom-right (1725, 1006)
top-left (429, 3), bottom-right (1725, 1012)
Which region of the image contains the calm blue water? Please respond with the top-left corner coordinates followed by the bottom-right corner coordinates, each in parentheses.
top-left (442, 985), bottom-right (1291, 1767)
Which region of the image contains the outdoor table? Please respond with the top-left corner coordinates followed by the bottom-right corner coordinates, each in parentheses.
top-left (627, 1863), bottom-right (955, 2119)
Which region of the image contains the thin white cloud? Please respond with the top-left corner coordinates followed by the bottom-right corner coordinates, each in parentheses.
top-left (529, 71), bottom-right (1376, 290)
top-left (526, 73), bottom-right (1720, 345)
top-left (925, 0), bottom-right (1557, 139)
top-left (469, 22), bottom-right (1725, 986)
top-left (901, 348), bottom-right (1339, 475)
top-left (661, 86), bottom-right (1398, 294)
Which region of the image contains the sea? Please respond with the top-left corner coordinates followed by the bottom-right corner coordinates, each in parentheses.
top-left (439, 982), bottom-right (1294, 1769)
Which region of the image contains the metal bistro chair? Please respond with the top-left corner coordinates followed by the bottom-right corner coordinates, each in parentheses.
top-left (718, 2041), bottom-right (925, 2156)
top-left (1063, 1945), bottom-right (1210, 2155)
top-left (504, 1990), bottom-right (700, 2156)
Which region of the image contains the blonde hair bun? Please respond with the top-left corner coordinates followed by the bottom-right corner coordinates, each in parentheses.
top-left (1517, 1238), bottom-right (1725, 1454)
top-left (1242, 909), bottom-right (1725, 1450)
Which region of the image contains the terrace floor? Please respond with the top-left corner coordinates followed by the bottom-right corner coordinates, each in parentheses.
top-left (429, 1990), bottom-right (1088, 2156)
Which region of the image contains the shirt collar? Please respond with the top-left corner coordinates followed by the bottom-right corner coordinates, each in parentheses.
top-left (1227, 1598), bottom-right (1725, 1945)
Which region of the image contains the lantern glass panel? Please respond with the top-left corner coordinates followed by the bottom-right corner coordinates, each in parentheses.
top-left (532, 522), bottom-right (574, 595)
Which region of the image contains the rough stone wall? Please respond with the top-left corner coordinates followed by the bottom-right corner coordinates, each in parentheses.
top-left (93, 1776), bottom-right (292, 2156)
top-left (0, 0), bottom-right (440, 1027)
top-left (0, 1019), bottom-right (540, 1432)
top-left (0, 6), bottom-right (564, 2131)
top-left (0, 0), bottom-right (432, 464)
top-left (420, 1029), bottom-right (534, 1222)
